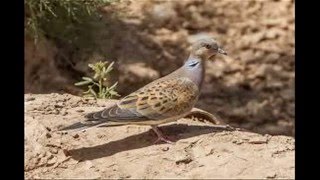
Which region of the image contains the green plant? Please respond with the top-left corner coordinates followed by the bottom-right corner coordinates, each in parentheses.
top-left (75, 61), bottom-right (120, 99)
top-left (25, 0), bottom-right (113, 46)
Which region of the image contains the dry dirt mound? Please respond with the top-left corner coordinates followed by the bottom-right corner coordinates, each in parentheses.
top-left (25, 93), bottom-right (294, 179)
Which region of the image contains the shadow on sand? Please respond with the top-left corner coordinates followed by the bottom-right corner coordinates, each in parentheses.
top-left (67, 123), bottom-right (238, 161)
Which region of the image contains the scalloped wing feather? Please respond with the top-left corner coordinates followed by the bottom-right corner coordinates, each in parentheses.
top-left (116, 77), bottom-right (199, 120)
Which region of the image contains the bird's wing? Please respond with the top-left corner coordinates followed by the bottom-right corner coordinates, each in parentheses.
top-left (88, 77), bottom-right (199, 122)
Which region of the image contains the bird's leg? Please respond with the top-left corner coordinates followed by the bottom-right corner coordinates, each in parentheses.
top-left (151, 125), bottom-right (175, 144)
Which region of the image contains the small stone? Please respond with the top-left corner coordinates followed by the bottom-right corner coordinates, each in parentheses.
top-left (47, 154), bottom-right (54, 160)
top-left (205, 148), bottom-right (215, 156)
top-left (45, 127), bottom-right (52, 132)
top-left (49, 148), bottom-right (58, 154)
top-left (175, 154), bottom-right (193, 165)
top-left (232, 139), bottom-right (244, 145)
top-left (39, 151), bottom-right (47, 158)
top-left (54, 104), bottom-right (64, 108)
top-left (248, 137), bottom-right (268, 144)
top-left (162, 146), bottom-right (170, 151)
top-left (36, 157), bottom-right (41, 164)
top-left (73, 134), bottom-right (79, 139)
top-left (46, 133), bottom-right (52, 138)
top-left (266, 172), bottom-right (277, 179)
top-left (25, 97), bottom-right (35, 102)
top-left (97, 134), bottom-right (106, 139)
top-left (76, 109), bottom-right (84, 113)
top-left (53, 110), bottom-right (60, 115)
top-left (47, 156), bottom-right (57, 166)
top-left (61, 111), bottom-right (68, 116)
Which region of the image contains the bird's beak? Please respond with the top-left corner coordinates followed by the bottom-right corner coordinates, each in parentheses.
top-left (218, 48), bottom-right (227, 55)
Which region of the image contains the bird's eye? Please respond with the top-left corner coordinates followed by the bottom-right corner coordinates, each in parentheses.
top-left (205, 44), bottom-right (211, 49)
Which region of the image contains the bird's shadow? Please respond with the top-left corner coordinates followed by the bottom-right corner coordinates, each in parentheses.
top-left (67, 124), bottom-right (234, 161)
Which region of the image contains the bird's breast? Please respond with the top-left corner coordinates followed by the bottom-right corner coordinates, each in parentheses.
top-left (186, 66), bottom-right (205, 88)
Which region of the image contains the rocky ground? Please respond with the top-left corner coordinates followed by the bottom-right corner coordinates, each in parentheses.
top-left (25, 93), bottom-right (294, 179)
top-left (25, 0), bottom-right (295, 136)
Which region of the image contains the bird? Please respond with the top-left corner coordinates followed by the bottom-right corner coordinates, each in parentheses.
top-left (60, 37), bottom-right (228, 144)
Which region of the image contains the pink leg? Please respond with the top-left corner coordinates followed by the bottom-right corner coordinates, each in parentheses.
top-left (151, 125), bottom-right (175, 144)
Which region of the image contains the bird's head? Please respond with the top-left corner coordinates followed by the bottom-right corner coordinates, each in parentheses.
top-left (190, 38), bottom-right (227, 60)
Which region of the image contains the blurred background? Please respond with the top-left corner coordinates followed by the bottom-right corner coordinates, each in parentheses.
top-left (25, 0), bottom-right (295, 136)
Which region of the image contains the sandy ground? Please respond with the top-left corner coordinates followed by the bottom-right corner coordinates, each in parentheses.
top-left (25, 93), bottom-right (294, 179)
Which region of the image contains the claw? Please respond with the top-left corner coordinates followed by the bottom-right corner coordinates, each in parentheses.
top-left (153, 136), bottom-right (175, 144)
top-left (151, 125), bottom-right (175, 144)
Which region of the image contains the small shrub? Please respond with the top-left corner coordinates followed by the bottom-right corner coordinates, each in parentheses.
top-left (75, 61), bottom-right (120, 99)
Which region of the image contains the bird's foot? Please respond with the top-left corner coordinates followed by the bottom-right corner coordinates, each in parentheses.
top-left (153, 136), bottom-right (175, 144)
top-left (151, 125), bottom-right (176, 144)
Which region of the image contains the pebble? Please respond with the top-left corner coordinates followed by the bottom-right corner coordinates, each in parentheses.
top-left (161, 146), bottom-right (170, 151)
top-left (61, 111), bottom-right (68, 116)
top-left (49, 148), bottom-right (58, 154)
top-left (25, 97), bottom-right (35, 102)
top-left (54, 104), bottom-right (64, 108)
top-left (248, 137), bottom-right (268, 144)
top-left (175, 155), bottom-right (193, 165)
top-left (52, 110), bottom-right (60, 115)
top-left (73, 134), bottom-right (80, 139)
top-left (232, 139), bottom-right (244, 145)
top-left (47, 156), bottom-right (57, 166)
top-left (46, 133), bottom-right (52, 138)
top-left (39, 151), bottom-right (47, 158)
top-left (266, 172), bottom-right (277, 179)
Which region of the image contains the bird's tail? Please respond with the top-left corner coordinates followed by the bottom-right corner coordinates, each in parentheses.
top-left (58, 120), bottom-right (107, 132)
top-left (59, 106), bottom-right (123, 131)
top-left (58, 110), bottom-right (109, 132)
top-left (58, 104), bottom-right (142, 132)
